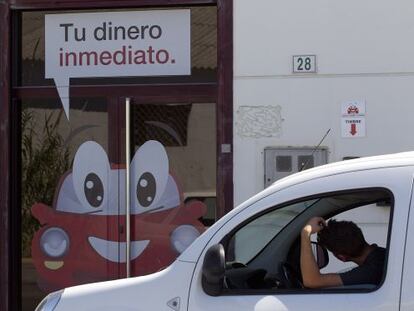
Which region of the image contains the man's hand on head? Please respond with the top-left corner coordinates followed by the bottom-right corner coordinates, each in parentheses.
top-left (302, 217), bottom-right (326, 237)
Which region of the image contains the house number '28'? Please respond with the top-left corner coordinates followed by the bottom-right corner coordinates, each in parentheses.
top-left (293, 55), bottom-right (316, 73)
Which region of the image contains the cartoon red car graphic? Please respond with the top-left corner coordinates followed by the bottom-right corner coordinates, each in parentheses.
top-left (31, 140), bottom-right (206, 292)
top-left (347, 105), bottom-right (359, 114)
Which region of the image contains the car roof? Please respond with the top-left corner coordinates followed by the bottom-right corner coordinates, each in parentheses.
top-left (237, 151), bottom-right (414, 211)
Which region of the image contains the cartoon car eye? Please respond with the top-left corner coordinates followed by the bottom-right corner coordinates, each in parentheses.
top-left (130, 140), bottom-right (169, 212)
top-left (40, 227), bottom-right (70, 258)
top-left (137, 172), bottom-right (156, 207)
top-left (72, 141), bottom-right (110, 211)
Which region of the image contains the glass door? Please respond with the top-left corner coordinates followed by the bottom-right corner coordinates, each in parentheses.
top-left (20, 96), bottom-right (125, 310)
top-left (125, 98), bottom-right (217, 277)
top-left (20, 95), bottom-right (219, 309)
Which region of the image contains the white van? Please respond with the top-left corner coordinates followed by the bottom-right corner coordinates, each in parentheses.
top-left (36, 152), bottom-right (414, 311)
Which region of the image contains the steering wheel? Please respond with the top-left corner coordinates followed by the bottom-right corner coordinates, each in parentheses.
top-left (280, 262), bottom-right (303, 289)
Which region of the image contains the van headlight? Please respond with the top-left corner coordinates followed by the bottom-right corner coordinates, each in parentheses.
top-left (35, 290), bottom-right (63, 311)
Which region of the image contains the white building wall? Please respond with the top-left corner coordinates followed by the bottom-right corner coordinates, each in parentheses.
top-left (234, 0), bottom-right (414, 205)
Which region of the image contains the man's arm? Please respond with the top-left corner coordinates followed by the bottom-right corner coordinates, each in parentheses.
top-left (300, 217), bottom-right (343, 288)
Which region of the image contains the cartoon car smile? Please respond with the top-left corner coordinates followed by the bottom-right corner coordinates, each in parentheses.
top-left (31, 140), bottom-right (206, 292)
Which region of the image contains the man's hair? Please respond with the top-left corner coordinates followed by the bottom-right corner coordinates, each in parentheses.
top-left (317, 219), bottom-right (367, 257)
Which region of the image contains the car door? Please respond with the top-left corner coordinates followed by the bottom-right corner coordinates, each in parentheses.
top-left (399, 174), bottom-right (414, 311)
top-left (188, 166), bottom-right (412, 311)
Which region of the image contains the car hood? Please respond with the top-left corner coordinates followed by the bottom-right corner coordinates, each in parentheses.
top-left (55, 260), bottom-right (196, 311)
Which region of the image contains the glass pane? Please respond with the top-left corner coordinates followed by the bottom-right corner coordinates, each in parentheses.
top-left (230, 200), bottom-right (317, 264)
top-left (20, 97), bottom-right (121, 311)
top-left (129, 102), bottom-right (216, 277)
top-left (132, 104), bottom-right (192, 146)
top-left (298, 155), bottom-right (314, 171)
top-left (19, 7), bottom-right (217, 87)
top-left (276, 156), bottom-right (292, 172)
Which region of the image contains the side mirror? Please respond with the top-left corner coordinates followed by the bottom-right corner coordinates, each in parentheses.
top-left (202, 244), bottom-right (225, 296)
top-left (311, 242), bottom-right (329, 269)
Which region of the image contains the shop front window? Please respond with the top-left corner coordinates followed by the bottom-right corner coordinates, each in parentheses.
top-left (17, 6), bottom-right (219, 311)
top-left (20, 97), bottom-right (217, 310)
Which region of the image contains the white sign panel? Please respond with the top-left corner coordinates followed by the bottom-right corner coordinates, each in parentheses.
top-left (341, 117), bottom-right (366, 138)
top-left (341, 100), bottom-right (366, 138)
top-left (341, 100), bottom-right (366, 116)
top-left (45, 10), bottom-right (191, 118)
top-left (292, 55), bottom-right (317, 73)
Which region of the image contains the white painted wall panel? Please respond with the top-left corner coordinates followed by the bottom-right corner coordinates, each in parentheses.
top-left (235, 0), bottom-right (414, 77)
top-left (234, 76), bottom-right (414, 204)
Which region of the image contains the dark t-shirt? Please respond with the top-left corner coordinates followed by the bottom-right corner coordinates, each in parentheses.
top-left (339, 245), bottom-right (386, 286)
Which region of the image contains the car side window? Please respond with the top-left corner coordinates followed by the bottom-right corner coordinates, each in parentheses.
top-left (320, 201), bottom-right (391, 275)
top-left (221, 189), bottom-right (392, 293)
top-left (227, 199), bottom-right (318, 264)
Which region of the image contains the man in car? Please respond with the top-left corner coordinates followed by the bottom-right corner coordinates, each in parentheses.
top-left (300, 217), bottom-right (385, 288)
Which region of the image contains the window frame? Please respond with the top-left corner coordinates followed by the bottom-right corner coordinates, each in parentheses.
top-left (219, 187), bottom-right (394, 296)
